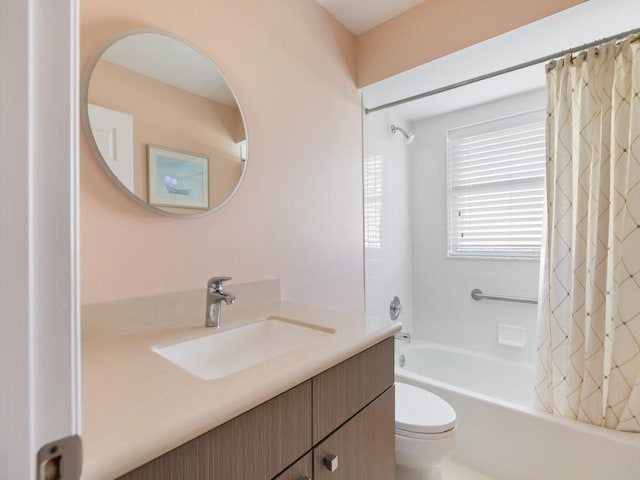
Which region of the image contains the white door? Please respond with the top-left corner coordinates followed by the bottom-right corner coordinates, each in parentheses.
top-left (88, 103), bottom-right (135, 191)
top-left (0, 0), bottom-right (80, 478)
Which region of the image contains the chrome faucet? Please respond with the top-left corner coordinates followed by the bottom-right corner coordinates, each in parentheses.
top-left (205, 276), bottom-right (236, 328)
top-left (394, 331), bottom-right (412, 343)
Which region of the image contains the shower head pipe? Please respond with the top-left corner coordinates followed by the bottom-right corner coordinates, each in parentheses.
top-left (391, 124), bottom-right (415, 144)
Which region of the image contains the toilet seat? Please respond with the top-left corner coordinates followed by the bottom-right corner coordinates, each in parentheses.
top-left (395, 382), bottom-right (456, 435)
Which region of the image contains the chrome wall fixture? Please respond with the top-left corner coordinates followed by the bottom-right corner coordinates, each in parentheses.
top-left (471, 288), bottom-right (538, 305)
top-left (391, 124), bottom-right (415, 144)
top-left (389, 295), bottom-right (403, 320)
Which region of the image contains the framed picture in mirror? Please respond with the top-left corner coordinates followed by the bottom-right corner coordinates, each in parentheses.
top-left (82, 29), bottom-right (248, 218)
top-left (147, 144), bottom-right (210, 209)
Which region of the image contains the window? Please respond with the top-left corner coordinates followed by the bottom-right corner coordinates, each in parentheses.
top-left (364, 153), bottom-right (383, 249)
top-left (447, 109), bottom-right (545, 258)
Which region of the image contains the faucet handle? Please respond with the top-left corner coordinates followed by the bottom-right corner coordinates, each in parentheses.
top-left (207, 276), bottom-right (232, 292)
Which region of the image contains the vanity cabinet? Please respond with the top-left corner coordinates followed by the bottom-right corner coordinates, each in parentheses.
top-left (314, 388), bottom-right (394, 480)
top-left (118, 337), bottom-right (394, 480)
top-left (312, 337), bottom-right (394, 443)
top-left (118, 381), bottom-right (312, 480)
top-left (273, 453), bottom-right (313, 480)
top-left (312, 338), bottom-right (395, 479)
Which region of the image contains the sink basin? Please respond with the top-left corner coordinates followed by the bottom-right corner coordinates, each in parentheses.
top-left (152, 316), bottom-right (335, 380)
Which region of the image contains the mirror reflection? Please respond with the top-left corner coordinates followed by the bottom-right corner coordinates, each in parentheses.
top-left (84, 31), bottom-right (247, 217)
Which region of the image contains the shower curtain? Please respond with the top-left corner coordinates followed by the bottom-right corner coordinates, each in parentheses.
top-left (535, 35), bottom-right (640, 432)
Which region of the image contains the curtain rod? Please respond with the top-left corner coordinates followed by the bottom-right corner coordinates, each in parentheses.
top-left (364, 26), bottom-right (640, 114)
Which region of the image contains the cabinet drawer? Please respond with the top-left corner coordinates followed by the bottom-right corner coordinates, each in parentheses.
top-left (273, 452), bottom-right (313, 480)
top-left (314, 386), bottom-right (395, 480)
top-left (119, 380), bottom-right (312, 480)
top-left (312, 337), bottom-right (394, 443)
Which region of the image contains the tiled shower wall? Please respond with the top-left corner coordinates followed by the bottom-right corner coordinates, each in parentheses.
top-left (409, 89), bottom-right (545, 364)
top-left (363, 108), bottom-right (414, 334)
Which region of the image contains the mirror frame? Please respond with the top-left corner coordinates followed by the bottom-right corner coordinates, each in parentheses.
top-left (81, 28), bottom-right (249, 219)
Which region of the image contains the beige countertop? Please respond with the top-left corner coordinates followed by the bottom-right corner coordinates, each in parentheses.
top-left (82, 299), bottom-right (400, 479)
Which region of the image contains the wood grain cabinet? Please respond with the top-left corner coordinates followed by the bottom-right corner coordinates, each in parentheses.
top-left (119, 381), bottom-right (312, 480)
top-left (273, 453), bottom-right (312, 480)
top-left (118, 337), bottom-right (395, 480)
top-left (314, 388), bottom-right (395, 480)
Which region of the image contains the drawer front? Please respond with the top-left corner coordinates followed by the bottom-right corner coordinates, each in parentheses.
top-left (314, 386), bottom-right (395, 480)
top-left (312, 337), bottom-right (394, 443)
top-left (273, 452), bottom-right (313, 480)
top-left (119, 380), bottom-right (312, 480)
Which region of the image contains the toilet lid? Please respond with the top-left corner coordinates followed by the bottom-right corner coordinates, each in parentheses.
top-left (395, 382), bottom-right (456, 434)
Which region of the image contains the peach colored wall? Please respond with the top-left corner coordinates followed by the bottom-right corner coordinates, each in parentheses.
top-left (89, 59), bottom-right (244, 209)
top-left (81, 0), bottom-right (363, 311)
top-left (356, 0), bottom-right (585, 87)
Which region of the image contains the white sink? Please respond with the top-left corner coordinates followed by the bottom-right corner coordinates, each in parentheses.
top-left (152, 316), bottom-right (335, 380)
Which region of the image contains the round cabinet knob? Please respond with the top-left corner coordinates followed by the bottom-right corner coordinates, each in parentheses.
top-left (323, 453), bottom-right (339, 472)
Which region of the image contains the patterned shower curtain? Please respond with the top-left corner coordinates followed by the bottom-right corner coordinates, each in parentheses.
top-left (535, 35), bottom-right (640, 432)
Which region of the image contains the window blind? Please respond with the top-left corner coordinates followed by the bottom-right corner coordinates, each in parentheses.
top-left (364, 153), bottom-right (383, 249)
top-left (447, 109), bottom-right (545, 258)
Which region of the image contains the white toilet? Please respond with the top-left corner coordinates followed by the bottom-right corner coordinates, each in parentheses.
top-left (395, 382), bottom-right (457, 480)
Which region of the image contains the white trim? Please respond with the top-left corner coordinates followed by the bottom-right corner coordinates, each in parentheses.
top-left (0, 0), bottom-right (79, 478)
top-left (0, 1), bottom-right (32, 477)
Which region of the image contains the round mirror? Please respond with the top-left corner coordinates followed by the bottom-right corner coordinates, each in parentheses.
top-left (82, 30), bottom-right (248, 217)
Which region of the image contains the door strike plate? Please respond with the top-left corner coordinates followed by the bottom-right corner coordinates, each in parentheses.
top-left (37, 435), bottom-right (82, 480)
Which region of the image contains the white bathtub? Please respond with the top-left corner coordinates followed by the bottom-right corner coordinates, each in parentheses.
top-left (395, 341), bottom-right (640, 480)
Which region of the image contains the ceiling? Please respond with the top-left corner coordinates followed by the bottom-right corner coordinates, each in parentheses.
top-left (362, 0), bottom-right (640, 122)
top-left (102, 33), bottom-right (237, 106)
top-left (315, 0), bottom-right (426, 35)
top-left (101, 2), bottom-right (425, 103)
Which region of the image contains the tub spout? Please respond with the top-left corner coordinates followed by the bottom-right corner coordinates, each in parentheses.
top-left (395, 331), bottom-right (412, 343)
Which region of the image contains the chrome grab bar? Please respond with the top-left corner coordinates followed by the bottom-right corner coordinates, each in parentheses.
top-left (471, 288), bottom-right (538, 305)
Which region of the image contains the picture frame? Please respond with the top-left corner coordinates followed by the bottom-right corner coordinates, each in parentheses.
top-left (147, 144), bottom-right (209, 209)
